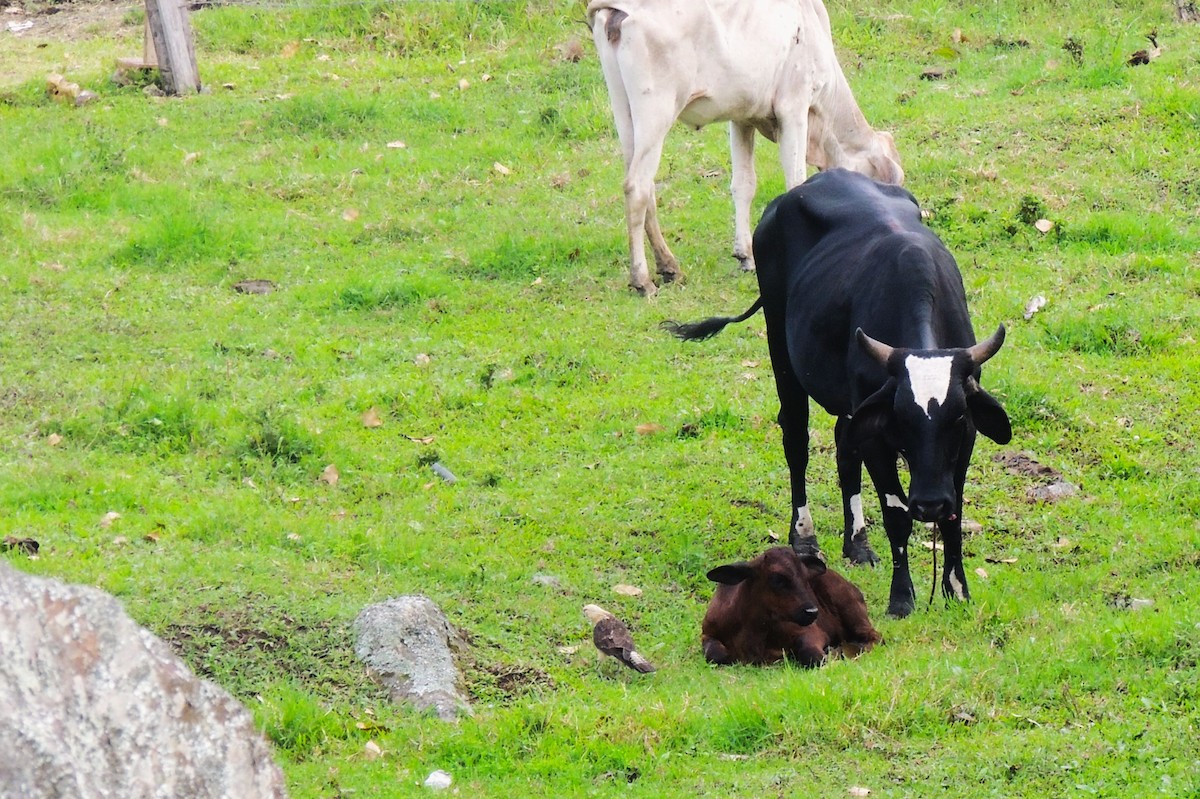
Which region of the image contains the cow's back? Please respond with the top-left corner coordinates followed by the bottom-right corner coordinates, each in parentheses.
top-left (753, 169), bottom-right (973, 412)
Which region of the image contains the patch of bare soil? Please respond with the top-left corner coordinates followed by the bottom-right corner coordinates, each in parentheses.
top-left (3, 0), bottom-right (138, 44)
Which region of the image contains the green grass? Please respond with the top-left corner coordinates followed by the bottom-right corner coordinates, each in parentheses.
top-left (3, 0), bottom-right (1200, 796)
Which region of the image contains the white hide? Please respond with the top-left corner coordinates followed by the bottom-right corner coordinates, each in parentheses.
top-left (587, 0), bottom-right (904, 295)
top-left (849, 493), bottom-right (866, 533)
top-left (904, 354), bottom-right (954, 419)
top-left (794, 505), bottom-right (815, 538)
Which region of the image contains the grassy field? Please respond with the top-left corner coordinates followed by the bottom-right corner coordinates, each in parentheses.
top-left (2, 0), bottom-right (1199, 796)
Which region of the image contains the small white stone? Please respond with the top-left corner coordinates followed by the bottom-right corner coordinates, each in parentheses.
top-left (424, 769), bottom-right (453, 790)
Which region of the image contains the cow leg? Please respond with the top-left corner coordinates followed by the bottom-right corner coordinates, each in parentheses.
top-left (940, 429), bottom-right (977, 603)
top-left (788, 625), bottom-right (830, 668)
top-left (776, 97), bottom-right (812, 190)
top-left (644, 192), bottom-right (681, 284)
top-left (702, 636), bottom-right (733, 665)
top-left (619, 126), bottom-right (675, 297)
top-left (729, 121), bottom-right (757, 272)
top-left (592, 14), bottom-right (678, 297)
top-left (834, 416), bottom-right (880, 565)
top-left (862, 442), bottom-right (916, 618)
top-left (763, 320), bottom-right (822, 560)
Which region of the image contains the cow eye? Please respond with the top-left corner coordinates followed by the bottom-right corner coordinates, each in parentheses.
top-left (768, 574), bottom-right (792, 592)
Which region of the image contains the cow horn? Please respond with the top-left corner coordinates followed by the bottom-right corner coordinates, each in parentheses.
top-left (966, 324), bottom-right (1006, 366)
top-left (856, 328), bottom-right (894, 366)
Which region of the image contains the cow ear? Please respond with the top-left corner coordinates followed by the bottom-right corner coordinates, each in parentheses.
top-left (800, 554), bottom-right (827, 576)
top-left (707, 563), bottom-right (754, 585)
top-left (845, 378), bottom-right (897, 446)
top-left (967, 386), bottom-right (1012, 444)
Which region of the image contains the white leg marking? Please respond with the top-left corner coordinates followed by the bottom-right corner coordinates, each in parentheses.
top-left (794, 505), bottom-right (814, 538)
top-left (885, 494), bottom-right (909, 512)
top-left (905, 355), bottom-right (954, 418)
top-left (850, 494), bottom-right (866, 533)
top-left (947, 569), bottom-right (965, 600)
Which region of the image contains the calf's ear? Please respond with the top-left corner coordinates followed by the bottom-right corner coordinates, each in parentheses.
top-left (845, 378), bottom-right (897, 446)
top-left (707, 563), bottom-right (754, 585)
top-left (967, 385), bottom-right (1012, 444)
top-left (800, 554), bottom-right (828, 576)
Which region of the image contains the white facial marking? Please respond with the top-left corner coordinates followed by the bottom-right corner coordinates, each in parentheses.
top-left (885, 494), bottom-right (909, 512)
top-left (849, 494), bottom-right (866, 533)
top-left (905, 354), bottom-right (954, 419)
top-left (948, 570), bottom-right (965, 600)
top-left (794, 505), bottom-right (814, 538)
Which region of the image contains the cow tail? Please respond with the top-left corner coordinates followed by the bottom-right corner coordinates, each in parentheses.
top-left (661, 297), bottom-right (764, 341)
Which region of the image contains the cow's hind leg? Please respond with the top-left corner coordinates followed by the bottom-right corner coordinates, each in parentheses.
top-left (592, 10), bottom-right (675, 296)
top-left (835, 416), bottom-right (880, 565)
top-left (644, 193), bottom-right (681, 284)
top-left (862, 441), bottom-right (916, 618)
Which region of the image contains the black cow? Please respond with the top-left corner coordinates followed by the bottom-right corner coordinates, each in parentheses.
top-left (665, 169), bottom-right (1011, 618)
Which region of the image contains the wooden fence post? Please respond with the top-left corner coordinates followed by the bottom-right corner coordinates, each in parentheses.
top-left (143, 0), bottom-right (200, 95)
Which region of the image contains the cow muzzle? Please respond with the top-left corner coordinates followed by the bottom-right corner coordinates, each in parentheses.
top-left (910, 498), bottom-right (956, 523)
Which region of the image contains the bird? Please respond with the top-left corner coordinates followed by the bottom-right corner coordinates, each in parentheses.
top-left (1127, 31), bottom-right (1161, 66)
top-left (582, 604), bottom-right (656, 673)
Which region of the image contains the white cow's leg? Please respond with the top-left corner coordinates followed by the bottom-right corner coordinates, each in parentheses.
top-left (592, 10), bottom-right (662, 297)
top-left (644, 190), bottom-right (680, 285)
top-left (622, 135), bottom-right (671, 296)
top-left (777, 103), bottom-right (812, 190)
top-left (729, 121), bottom-right (757, 272)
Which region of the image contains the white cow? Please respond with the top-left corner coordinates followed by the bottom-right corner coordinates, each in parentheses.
top-left (588, 0), bottom-right (904, 296)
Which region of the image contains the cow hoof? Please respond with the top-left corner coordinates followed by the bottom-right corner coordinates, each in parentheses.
top-left (843, 542), bottom-right (880, 566)
top-left (631, 280), bottom-right (658, 298)
top-left (886, 595), bottom-right (915, 618)
top-left (658, 267), bottom-right (683, 284)
top-left (790, 537), bottom-right (826, 564)
top-left (734, 254), bottom-right (756, 273)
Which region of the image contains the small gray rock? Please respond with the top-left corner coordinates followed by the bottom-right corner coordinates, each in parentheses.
top-left (1027, 479), bottom-right (1079, 503)
top-left (353, 596), bottom-right (471, 721)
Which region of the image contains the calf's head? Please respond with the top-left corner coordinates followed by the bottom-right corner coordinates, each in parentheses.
top-left (848, 325), bottom-right (1012, 523)
top-left (707, 547), bottom-right (827, 627)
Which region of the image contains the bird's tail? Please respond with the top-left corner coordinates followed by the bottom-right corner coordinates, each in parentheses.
top-left (628, 651), bottom-right (656, 673)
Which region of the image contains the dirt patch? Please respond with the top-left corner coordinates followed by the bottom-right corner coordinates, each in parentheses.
top-left (1, 0), bottom-right (142, 89)
top-left (994, 451), bottom-right (1062, 481)
top-left (3, 0), bottom-right (138, 44)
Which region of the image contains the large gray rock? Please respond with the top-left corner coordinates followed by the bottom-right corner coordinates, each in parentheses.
top-left (353, 596), bottom-right (471, 721)
top-left (0, 562), bottom-right (288, 799)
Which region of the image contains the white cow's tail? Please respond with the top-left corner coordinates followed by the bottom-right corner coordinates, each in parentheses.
top-left (661, 298), bottom-right (764, 341)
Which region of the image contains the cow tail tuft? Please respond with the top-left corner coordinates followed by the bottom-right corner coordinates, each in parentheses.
top-left (661, 298), bottom-right (764, 341)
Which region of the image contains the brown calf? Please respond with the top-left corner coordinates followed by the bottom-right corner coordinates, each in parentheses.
top-left (701, 547), bottom-right (880, 667)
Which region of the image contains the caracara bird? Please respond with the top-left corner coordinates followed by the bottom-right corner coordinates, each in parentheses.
top-left (582, 604), bottom-right (656, 673)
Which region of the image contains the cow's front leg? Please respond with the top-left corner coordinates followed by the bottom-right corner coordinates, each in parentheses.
top-left (766, 333), bottom-right (822, 560)
top-left (939, 517), bottom-right (969, 602)
top-left (835, 416), bottom-right (880, 565)
top-left (940, 428), bottom-right (976, 602)
top-left (863, 443), bottom-right (915, 618)
top-left (702, 636), bottom-right (733, 665)
top-left (787, 625), bottom-right (830, 668)
top-left (729, 122), bottom-right (758, 272)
